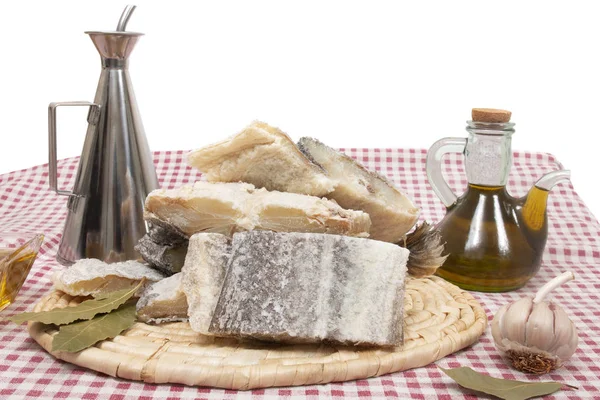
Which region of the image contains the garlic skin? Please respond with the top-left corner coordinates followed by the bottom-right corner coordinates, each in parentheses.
top-left (491, 272), bottom-right (578, 374)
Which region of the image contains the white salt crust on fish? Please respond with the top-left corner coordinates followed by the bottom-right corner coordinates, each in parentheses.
top-left (181, 233), bottom-right (231, 334)
top-left (144, 181), bottom-right (371, 238)
top-left (186, 121), bottom-right (336, 197)
top-left (136, 273), bottom-right (188, 324)
top-left (51, 259), bottom-right (165, 297)
top-left (206, 231), bottom-right (409, 347)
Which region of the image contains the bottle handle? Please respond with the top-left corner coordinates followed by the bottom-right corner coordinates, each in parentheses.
top-left (48, 101), bottom-right (101, 197)
top-left (426, 137), bottom-right (467, 208)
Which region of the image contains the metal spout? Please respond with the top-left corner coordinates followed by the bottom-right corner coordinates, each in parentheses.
top-left (116, 5), bottom-right (137, 31)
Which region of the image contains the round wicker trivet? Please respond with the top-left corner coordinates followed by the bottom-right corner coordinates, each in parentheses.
top-left (28, 276), bottom-right (487, 390)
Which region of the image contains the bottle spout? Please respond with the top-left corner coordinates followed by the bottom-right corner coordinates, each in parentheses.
top-left (521, 170), bottom-right (570, 231)
top-left (116, 5), bottom-right (137, 32)
top-left (533, 170), bottom-right (571, 191)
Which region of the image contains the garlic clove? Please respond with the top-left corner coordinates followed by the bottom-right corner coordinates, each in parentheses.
top-left (524, 301), bottom-right (554, 351)
top-left (550, 304), bottom-right (578, 361)
top-left (502, 297), bottom-right (533, 344)
top-left (491, 303), bottom-right (509, 350)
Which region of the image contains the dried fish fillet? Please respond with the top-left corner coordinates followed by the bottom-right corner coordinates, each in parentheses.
top-left (298, 137), bottom-right (419, 242)
top-left (252, 189), bottom-right (369, 235)
top-left (51, 259), bottom-right (165, 297)
top-left (146, 220), bottom-right (188, 244)
top-left (184, 121), bottom-right (418, 242)
top-left (181, 233), bottom-right (231, 334)
top-left (209, 231), bottom-right (408, 347)
top-left (145, 182), bottom-right (255, 236)
top-left (136, 273), bottom-right (188, 324)
top-left (144, 182), bottom-right (371, 238)
top-left (187, 121), bottom-right (335, 196)
top-left (135, 226), bottom-right (189, 276)
top-left (401, 222), bottom-right (448, 277)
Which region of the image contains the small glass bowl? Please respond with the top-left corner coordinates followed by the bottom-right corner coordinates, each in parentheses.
top-left (0, 233), bottom-right (44, 312)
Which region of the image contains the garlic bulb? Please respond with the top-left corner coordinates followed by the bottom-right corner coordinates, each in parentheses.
top-left (491, 271), bottom-right (578, 374)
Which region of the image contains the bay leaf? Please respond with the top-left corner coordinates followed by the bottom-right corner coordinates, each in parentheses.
top-left (440, 367), bottom-right (575, 400)
top-left (51, 302), bottom-right (136, 353)
top-left (9, 281), bottom-right (142, 325)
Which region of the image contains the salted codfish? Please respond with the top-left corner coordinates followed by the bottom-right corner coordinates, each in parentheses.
top-left (297, 137), bottom-right (419, 243)
top-left (181, 233), bottom-right (231, 334)
top-left (187, 121), bottom-right (335, 197)
top-left (144, 181), bottom-right (371, 238)
top-left (207, 231), bottom-right (408, 347)
top-left (51, 259), bottom-right (165, 297)
top-left (135, 224), bottom-right (189, 276)
top-left (136, 273), bottom-right (188, 324)
top-left (184, 121), bottom-right (419, 243)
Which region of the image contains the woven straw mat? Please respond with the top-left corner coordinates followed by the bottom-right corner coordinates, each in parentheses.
top-left (28, 276), bottom-right (486, 390)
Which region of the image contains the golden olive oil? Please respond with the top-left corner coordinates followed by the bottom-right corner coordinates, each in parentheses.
top-left (435, 184), bottom-right (549, 292)
top-left (0, 249), bottom-right (39, 311)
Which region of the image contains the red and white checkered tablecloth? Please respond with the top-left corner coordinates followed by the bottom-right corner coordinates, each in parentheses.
top-left (1, 149), bottom-right (599, 400)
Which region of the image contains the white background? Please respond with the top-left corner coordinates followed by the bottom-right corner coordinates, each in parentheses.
top-left (1, 1), bottom-right (598, 217)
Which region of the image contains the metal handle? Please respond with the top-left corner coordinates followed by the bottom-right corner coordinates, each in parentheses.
top-left (48, 101), bottom-right (101, 197)
top-left (426, 137), bottom-right (467, 208)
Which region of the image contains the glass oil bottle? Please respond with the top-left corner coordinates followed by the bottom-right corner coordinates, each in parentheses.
top-left (426, 109), bottom-right (570, 292)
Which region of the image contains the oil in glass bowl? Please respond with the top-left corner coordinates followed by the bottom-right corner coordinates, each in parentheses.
top-left (0, 234), bottom-right (44, 311)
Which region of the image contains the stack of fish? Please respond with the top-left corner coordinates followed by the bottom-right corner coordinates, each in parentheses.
top-left (54, 121), bottom-right (447, 348)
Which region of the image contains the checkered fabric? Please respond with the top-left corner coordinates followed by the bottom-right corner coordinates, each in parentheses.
top-left (1, 149), bottom-right (599, 400)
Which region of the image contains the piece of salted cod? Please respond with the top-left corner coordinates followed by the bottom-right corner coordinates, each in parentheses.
top-left (298, 137), bottom-right (419, 243)
top-left (181, 233), bottom-right (231, 334)
top-left (209, 231), bottom-right (409, 347)
top-left (51, 259), bottom-right (166, 297)
top-left (144, 182), bottom-right (371, 238)
top-left (186, 121), bottom-right (335, 197)
top-left (135, 224), bottom-right (189, 276)
top-left (136, 273), bottom-right (188, 324)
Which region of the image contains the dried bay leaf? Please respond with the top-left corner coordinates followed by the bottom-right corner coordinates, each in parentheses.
top-left (9, 282), bottom-right (142, 325)
top-left (440, 366), bottom-right (575, 400)
top-left (51, 302), bottom-right (136, 353)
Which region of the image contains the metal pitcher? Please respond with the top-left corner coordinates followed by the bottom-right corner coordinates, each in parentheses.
top-left (48, 6), bottom-right (159, 265)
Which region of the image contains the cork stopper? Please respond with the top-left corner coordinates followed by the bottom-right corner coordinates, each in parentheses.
top-left (472, 108), bottom-right (512, 123)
